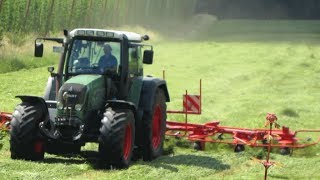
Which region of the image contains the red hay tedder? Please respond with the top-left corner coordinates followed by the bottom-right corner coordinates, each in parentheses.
top-left (1, 79), bottom-right (320, 154)
top-left (0, 111), bottom-right (11, 129)
top-left (165, 79), bottom-right (320, 154)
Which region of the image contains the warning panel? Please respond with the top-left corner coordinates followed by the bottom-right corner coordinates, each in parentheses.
top-left (183, 95), bottom-right (201, 114)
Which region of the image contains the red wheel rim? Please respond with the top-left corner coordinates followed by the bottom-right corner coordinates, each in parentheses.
top-left (152, 105), bottom-right (162, 149)
top-left (123, 122), bottom-right (132, 160)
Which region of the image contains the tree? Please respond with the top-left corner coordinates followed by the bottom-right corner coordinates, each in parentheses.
top-left (44, 0), bottom-right (55, 35)
top-left (22, 0), bottom-right (31, 31)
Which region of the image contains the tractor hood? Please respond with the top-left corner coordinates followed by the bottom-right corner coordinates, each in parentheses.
top-left (57, 74), bottom-right (106, 116)
top-left (65, 74), bottom-right (104, 86)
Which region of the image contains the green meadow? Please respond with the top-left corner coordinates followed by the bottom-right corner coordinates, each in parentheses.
top-left (0, 20), bottom-right (320, 179)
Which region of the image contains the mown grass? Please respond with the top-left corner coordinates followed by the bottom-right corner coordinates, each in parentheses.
top-left (0, 20), bottom-right (320, 179)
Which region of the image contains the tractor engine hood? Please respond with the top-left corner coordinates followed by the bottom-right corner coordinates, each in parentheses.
top-left (51, 75), bottom-right (106, 141)
top-left (57, 75), bottom-right (106, 118)
top-left (41, 74), bottom-right (106, 141)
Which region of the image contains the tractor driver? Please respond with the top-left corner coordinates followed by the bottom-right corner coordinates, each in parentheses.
top-left (98, 44), bottom-right (118, 73)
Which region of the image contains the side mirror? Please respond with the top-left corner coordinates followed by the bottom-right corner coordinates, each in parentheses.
top-left (35, 42), bottom-right (44, 57)
top-left (143, 50), bottom-right (153, 64)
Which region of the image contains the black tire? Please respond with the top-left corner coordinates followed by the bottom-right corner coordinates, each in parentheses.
top-left (99, 108), bottom-right (135, 169)
top-left (193, 141), bottom-right (205, 151)
top-left (141, 88), bottom-right (167, 161)
top-left (234, 144), bottom-right (245, 153)
top-left (10, 102), bottom-right (45, 161)
top-left (280, 147), bottom-right (291, 155)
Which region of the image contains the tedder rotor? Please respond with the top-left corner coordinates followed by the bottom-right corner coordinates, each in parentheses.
top-left (165, 77), bottom-right (320, 154)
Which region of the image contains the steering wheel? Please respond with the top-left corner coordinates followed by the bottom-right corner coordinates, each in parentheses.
top-left (91, 63), bottom-right (99, 68)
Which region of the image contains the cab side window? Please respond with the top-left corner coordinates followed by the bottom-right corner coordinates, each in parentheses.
top-left (129, 47), bottom-right (143, 76)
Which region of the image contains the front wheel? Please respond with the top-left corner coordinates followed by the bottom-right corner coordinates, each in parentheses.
top-left (142, 88), bottom-right (167, 161)
top-left (10, 102), bottom-right (45, 161)
top-left (99, 108), bottom-right (135, 169)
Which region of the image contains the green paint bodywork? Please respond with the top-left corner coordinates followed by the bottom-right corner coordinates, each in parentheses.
top-left (57, 75), bottom-right (106, 122)
top-left (128, 77), bottom-right (143, 106)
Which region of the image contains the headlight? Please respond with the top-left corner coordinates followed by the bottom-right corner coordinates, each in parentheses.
top-left (75, 104), bottom-right (83, 111)
top-left (57, 101), bottom-right (63, 110)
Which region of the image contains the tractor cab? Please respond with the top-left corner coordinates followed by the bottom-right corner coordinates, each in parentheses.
top-left (35, 28), bottom-right (153, 101)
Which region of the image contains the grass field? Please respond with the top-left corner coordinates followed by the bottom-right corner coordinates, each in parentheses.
top-left (1, 20), bottom-right (320, 179)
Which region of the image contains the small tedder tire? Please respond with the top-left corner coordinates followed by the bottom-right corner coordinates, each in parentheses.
top-left (99, 108), bottom-right (135, 169)
top-left (10, 102), bottom-right (45, 161)
top-left (193, 141), bottom-right (205, 151)
top-left (280, 147), bottom-right (291, 155)
top-left (142, 88), bottom-right (167, 161)
top-left (234, 144), bottom-right (245, 153)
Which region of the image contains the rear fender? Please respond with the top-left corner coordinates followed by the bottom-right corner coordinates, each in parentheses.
top-left (139, 77), bottom-right (170, 112)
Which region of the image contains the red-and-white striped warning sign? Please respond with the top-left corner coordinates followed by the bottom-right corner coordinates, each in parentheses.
top-left (183, 95), bottom-right (201, 114)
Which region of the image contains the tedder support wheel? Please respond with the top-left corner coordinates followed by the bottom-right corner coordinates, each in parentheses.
top-left (10, 102), bottom-right (45, 161)
top-left (234, 144), bottom-right (245, 153)
top-left (193, 141), bottom-right (205, 151)
top-left (142, 88), bottom-right (167, 161)
top-left (99, 108), bottom-right (135, 169)
top-left (280, 147), bottom-right (292, 155)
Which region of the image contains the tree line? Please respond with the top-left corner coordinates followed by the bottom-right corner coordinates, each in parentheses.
top-left (196, 0), bottom-right (320, 19)
top-left (1, 0), bottom-right (319, 40)
top-left (0, 0), bottom-right (197, 37)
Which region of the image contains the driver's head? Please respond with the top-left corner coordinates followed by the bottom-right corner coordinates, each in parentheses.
top-left (103, 44), bottom-right (112, 55)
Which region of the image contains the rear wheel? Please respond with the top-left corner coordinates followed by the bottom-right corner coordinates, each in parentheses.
top-left (142, 88), bottom-right (167, 161)
top-left (99, 108), bottom-right (135, 169)
top-left (10, 102), bottom-right (45, 161)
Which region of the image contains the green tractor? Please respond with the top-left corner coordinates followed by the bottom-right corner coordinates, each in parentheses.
top-left (9, 29), bottom-right (170, 168)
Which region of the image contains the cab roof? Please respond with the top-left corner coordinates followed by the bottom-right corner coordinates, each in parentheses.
top-left (69, 28), bottom-right (145, 42)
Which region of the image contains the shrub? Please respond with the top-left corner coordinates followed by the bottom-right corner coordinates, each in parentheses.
top-left (0, 57), bottom-right (26, 73)
top-left (5, 32), bottom-right (28, 47)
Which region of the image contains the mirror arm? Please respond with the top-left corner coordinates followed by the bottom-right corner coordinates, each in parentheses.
top-left (130, 43), bottom-right (153, 50)
top-left (35, 37), bottom-right (64, 44)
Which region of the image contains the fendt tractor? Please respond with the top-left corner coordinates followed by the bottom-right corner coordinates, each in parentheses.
top-left (9, 29), bottom-right (170, 168)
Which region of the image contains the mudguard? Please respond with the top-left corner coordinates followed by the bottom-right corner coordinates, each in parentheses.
top-left (16, 95), bottom-right (49, 115)
top-left (139, 77), bottom-right (170, 112)
top-left (15, 96), bottom-right (51, 133)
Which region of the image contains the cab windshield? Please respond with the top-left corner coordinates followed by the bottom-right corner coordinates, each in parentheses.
top-left (67, 39), bottom-right (120, 75)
